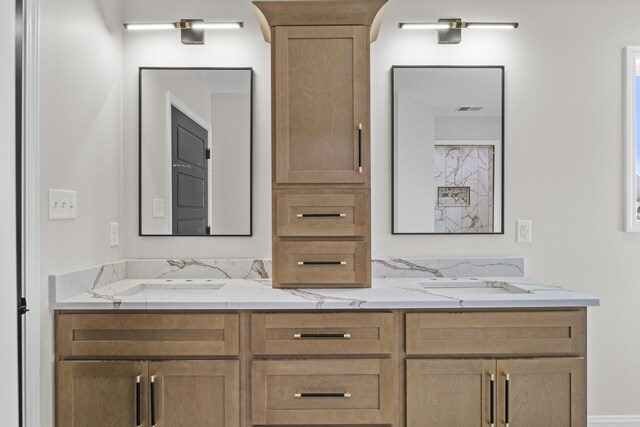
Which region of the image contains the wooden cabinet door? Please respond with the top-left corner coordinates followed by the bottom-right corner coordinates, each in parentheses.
top-left (274, 25), bottom-right (369, 184)
top-left (149, 361), bottom-right (239, 427)
top-left (57, 361), bottom-right (148, 427)
top-left (407, 359), bottom-right (496, 427)
top-left (497, 358), bottom-right (586, 427)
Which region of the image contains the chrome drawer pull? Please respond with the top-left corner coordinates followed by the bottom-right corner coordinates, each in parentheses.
top-left (295, 392), bottom-right (351, 398)
top-left (296, 213), bottom-right (347, 218)
top-left (297, 261), bottom-right (347, 265)
top-left (293, 333), bottom-right (351, 339)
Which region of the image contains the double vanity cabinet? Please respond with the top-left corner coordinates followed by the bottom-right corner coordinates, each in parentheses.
top-left (55, 308), bottom-right (587, 426)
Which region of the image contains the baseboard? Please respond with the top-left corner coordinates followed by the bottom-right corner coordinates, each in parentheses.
top-left (589, 416), bottom-right (640, 426)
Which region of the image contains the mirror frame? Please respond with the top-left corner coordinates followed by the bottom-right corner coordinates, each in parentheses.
top-left (138, 67), bottom-right (254, 237)
top-left (624, 48), bottom-right (640, 232)
top-left (391, 65), bottom-right (505, 235)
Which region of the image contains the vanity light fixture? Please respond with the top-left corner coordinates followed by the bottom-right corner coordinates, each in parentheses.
top-left (123, 19), bottom-right (243, 45)
top-left (399, 19), bottom-right (518, 44)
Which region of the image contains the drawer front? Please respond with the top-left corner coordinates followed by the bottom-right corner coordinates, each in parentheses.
top-left (56, 313), bottom-right (239, 358)
top-left (252, 359), bottom-right (394, 425)
top-left (252, 312), bottom-right (394, 356)
top-left (274, 240), bottom-right (370, 288)
top-left (276, 191), bottom-right (369, 237)
top-left (406, 310), bottom-right (586, 356)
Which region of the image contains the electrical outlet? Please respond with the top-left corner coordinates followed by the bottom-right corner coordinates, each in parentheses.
top-left (110, 222), bottom-right (119, 247)
top-left (48, 189), bottom-right (77, 220)
top-left (517, 220), bottom-right (532, 243)
top-left (153, 198), bottom-right (165, 218)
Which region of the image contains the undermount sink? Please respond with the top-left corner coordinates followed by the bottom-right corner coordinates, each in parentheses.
top-left (116, 280), bottom-right (226, 297)
top-left (418, 279), bottom-right (530, 296)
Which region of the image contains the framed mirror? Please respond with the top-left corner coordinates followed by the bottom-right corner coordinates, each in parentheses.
top-left (139, 67), bottom-right (252, 236)
top-left (625, 48), bottom-right (640, 232)
top-left (392, 66), bottom-right (504, 234)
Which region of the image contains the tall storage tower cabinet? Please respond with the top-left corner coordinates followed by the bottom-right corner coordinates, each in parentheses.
top-left (254, 0), bottom-right (387, 288)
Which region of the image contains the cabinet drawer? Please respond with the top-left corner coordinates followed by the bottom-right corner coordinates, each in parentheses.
top-left (406, 310), bottom-right (586, 356)
top-left (252, 312), bottom-right (394, 356)
top-left (252, 359), bottom-right (394, 425)
top-left (276, 191), bottom-right (369, 237)
top-left (274, 240), bottom-right (370, 288)
top-left (57, 313), bottom-right (239, 358)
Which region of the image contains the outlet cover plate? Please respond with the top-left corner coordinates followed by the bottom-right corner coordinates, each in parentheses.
top-left (517, 220), bottom-right (532, 243)
top-left (110, 222), bottom-right (119, 247)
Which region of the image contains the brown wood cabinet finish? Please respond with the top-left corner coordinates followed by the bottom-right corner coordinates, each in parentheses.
top-left (406, 310), bottom-right (586, 357)
top-left (274, 240), bottom-right (370, 287)
top-left (57, 361), bottom-right (149, 427)
top-left (252, 359), bottom-right (395, 425)
top-left (256, 0), bottom-right (385, 288)
top-left (149, 361), bottom-right (240, 427)
top-left (56, 308), bottom-right (588, 427)
top-left (57, 312), bottom-right (240, 358)
top-left (274, 25), bottom-right (369, 185)
top-left (252, 312), bottom-right (394, 356)
top-left (407, 359), bottom-right (495, 427)
top-left (275, 190), bottom-right (369, 237)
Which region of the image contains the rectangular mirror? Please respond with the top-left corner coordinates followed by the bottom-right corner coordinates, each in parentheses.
top-left (392, 66), bottom-right (504, 234)
top-left (139, 68), bottom-right (252, 236)
top-left (625, 48), bottom-right (640, 232)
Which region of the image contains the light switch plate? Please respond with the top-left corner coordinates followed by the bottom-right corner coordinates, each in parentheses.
top-left (153, 198), bottom-right (165, 218)
top-left (110, 222), bottom-right (119, 247)
top-left (48, 189), bottom-right (77, 220)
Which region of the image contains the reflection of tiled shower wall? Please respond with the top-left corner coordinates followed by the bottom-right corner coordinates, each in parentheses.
top-left (434, 145), bottom-right (494, 233)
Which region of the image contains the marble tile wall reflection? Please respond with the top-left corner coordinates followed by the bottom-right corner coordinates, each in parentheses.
top-left (434, 145), bottom-right (494, 233)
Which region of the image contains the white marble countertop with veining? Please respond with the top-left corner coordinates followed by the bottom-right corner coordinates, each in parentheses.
top-left (51, 276), bottom-right (600, 310)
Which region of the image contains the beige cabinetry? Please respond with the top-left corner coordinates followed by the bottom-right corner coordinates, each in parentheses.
top-left (406, 311), bottom-right (587, 427)
top-left (56, 313), bottom-right (241, 427)
top-left (55, 308), bottom-right (588, 426)
top-left (254, 0), bottom-right (387, 288)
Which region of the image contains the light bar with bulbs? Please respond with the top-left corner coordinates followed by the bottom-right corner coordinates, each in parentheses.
top-left (399, 19), bottom-right (518, 44)
top-left (123, 20), bottom-right (243, 44)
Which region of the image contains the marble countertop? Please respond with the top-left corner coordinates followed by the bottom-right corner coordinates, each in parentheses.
top-left (51, 276), bottom-right (599, 310)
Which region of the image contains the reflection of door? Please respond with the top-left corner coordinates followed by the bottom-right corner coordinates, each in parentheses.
top-left (171, 105), bottom-right (209, 235)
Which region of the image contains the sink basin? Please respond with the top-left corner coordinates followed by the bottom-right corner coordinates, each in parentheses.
top-left (418, 279), bottom-right (530, 297)
top-left (116, 280), bottom-right (226, 297)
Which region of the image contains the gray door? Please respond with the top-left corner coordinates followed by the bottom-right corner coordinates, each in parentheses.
top-left (171, 105), bottom-right (209, 235)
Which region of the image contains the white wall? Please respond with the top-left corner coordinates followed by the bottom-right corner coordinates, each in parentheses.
top-left (394, 92), bottom-right (435, 232)
top-left (0, 0), bottom-right (20, 423)
top-left (35, 0), bottom-right (640, 421)
top-left (39, 0), bottom-right (124, 425)
top-left (211, 92), bottom-right (251, 234)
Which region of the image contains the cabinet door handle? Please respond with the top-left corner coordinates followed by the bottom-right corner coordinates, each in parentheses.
top-left (489, 374), bottom-right (495, 427)
top-left (150, 375), bottom-right (157, 427)
top-left (504, 373), bottom-right (510, 427)
top-left (135, 376), bottom-right (141, 427)
top-left (294, 392), bottom-right (351, 398)
top-left (358, 123), bottom-right (363, 173)
top-left (296, 213), bottom-right (346, 218)
top-left (297, 261), bottom-right (347, 265)
top-left (294, 333), bottom-right (351, 339)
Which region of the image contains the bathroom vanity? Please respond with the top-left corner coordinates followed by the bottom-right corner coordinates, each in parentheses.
top-left (51, 259), bottom-right (598, 427)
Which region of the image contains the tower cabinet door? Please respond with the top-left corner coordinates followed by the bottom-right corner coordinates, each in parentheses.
top-left (57, 361), bottom-right (149, 427)
top-left (274, 25), bottom-right (369, 184)
top-left (407, 359), bottom-right (496, 427)
top-left (496, 358), bottom-right (586, 427)
top-left (148, 361), bottom-right (239, 427)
